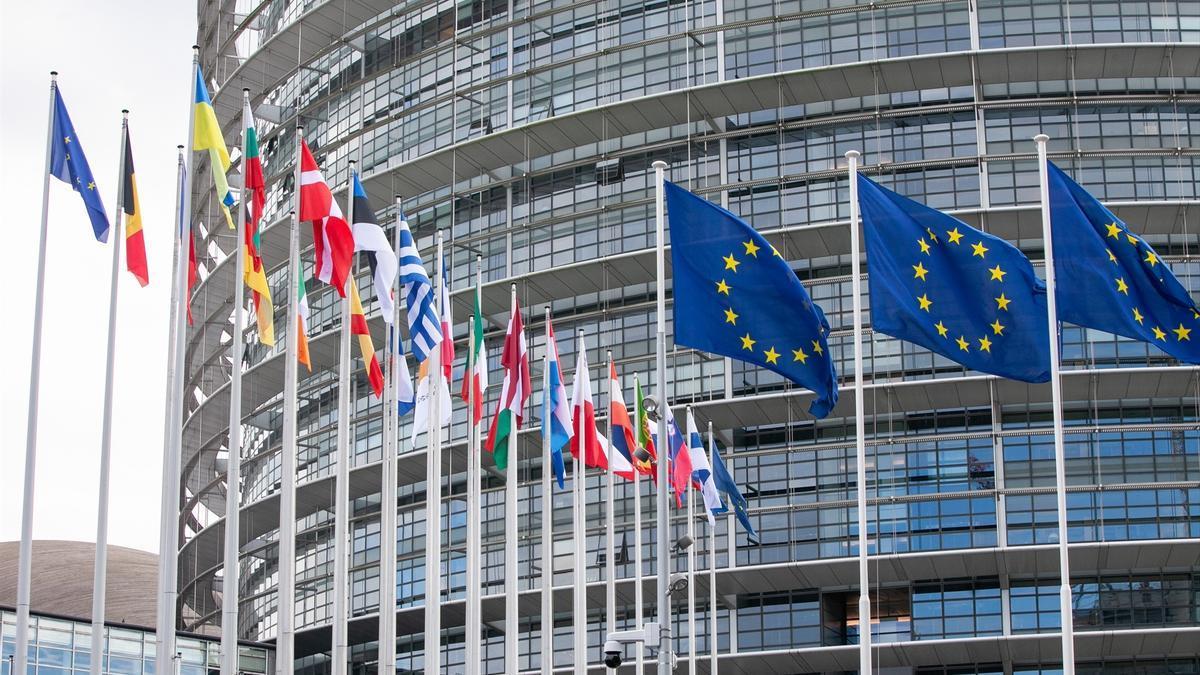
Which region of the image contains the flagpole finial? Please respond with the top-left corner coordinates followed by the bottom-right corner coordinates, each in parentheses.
top-left (652, 160), bottom-right (668, 170)
top-left (394, 195), bottom-right (402, 203)
top-left (1034, 133), bottom-right (1050, 144)
top-left (50, 71), bottom-right (58, 78)
top-left (845, 150), bottom-right (860, 160)
top-left (510, 282), bottom-right (517, 291)
top-left (297, 124), bottom-right (304, 132)
top-left (121, 109), bottom-right (129, 115)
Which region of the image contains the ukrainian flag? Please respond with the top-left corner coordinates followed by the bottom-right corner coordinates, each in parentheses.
top-left (193, 67), bottom-right (234, 228)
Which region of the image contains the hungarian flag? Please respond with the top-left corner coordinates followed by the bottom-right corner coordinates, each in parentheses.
top-left (570, 345), bottom-right (605, 470)
top-left (461, 281), bottom-right (487, 423)
top-left (606, 363), bottom-right (636, 480)
top-left (241, 97), bottom-right (274, 346)
top-left (349, 281), bottom-right (384, 398)
top-left (298, 140), bottom-right (353, 295)
top-left (633, 374), bottom-right (657, 478)
top-left (485, 298), bottom-right (530, 470)
top-left (296, 256), bottom-right (311, 371)
top-left (120, 129), bottom-right (148, 287)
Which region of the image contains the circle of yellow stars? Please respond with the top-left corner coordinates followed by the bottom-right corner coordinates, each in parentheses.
top-left (717, 238), bottom-right (827, 369)
top-left (916, 226), bottom-right (1009, 357)
top-left (1103, 220), bottom-right (1197, 344)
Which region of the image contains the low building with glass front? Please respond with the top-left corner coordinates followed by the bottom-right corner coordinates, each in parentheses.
top-left (182, 0), bottom-right (1200, 672)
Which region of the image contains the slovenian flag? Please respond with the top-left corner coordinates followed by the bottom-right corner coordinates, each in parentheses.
top-left (540, 315), bottom-right (572, 488)
top-left (657, 400), bottom-right (692, 508)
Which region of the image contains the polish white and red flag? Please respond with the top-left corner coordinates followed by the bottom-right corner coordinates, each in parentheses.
top-left (298, 140), bottom-right (354, 295)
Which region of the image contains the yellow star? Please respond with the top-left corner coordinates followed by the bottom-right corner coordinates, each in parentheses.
top-left (1105, 222), bottom-right (1122, 239)
top-left (723, 254), bottom-right (740, 273)
top-left (1107, 249), bottom-right (1117, 264)
top-left (1152, 326), bottom-right (1167, 341)
top-left (1173, 323), bottom-right (1192, 341)
top-left (811, 339), bottom-right (824, 356)
top-left (946, 227), bottom-right (964, 245)
top-left (978, 336), bottom-right (992, 353)
top-left (1144, 250), bottom-right (1159, 268)
top-left (792, 348), bottom-right (808, 364)
top-left (991, 319), bottom-right (1005, 335)
top-left (917, 294), bottom-right (933, 312)
top-left (972, 242), bottom-right (988, 258)
top-left (64, 153), bottom-right (70, 161)
top-left (918, 238), bottom-right (931, 255)
top-left (912, 262), bottom-right (929, 281)
top-left (724, 308), bottom-right (738, 325)
top-left (1193, 308), bottom-right (1200, 320)
top-left (1133, 307), bottom-right (1144, 325)
top-left (989, 265), bottom-right (1007, 282)
top-left (743, 240), bottom-right (761, 257)
top-left (63, 136), bottom-right (71, 144)
top-left (715, 279), bottom-right (731, 295)
top-left (763, 346), bottom-right (780, 364)
top-left (740, 333), bottom-right (756, 350)
top-left (935, 321), bottom-right (949, 338)
top-left (956, 336), bottom-right (969, 352)
top-left (1115, 277), bottom-right (1129, 295)
top-left (771, 245), bottom-right (783, 258)
top-left (995, 293), bottom-right (1011, 311)
top-left (1127, 233), bottom-right (1139, 246)
top-left (87, 181), bottom-right (95, 190)
top-left (926, 227), bottom-right (939, 243)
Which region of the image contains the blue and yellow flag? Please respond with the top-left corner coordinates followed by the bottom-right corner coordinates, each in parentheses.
top-left (192, 67), bottom-right (234, 228)
top-left (49, 86), bottom-right (109, 242)
top-left (666, 181), bottom-right (838, 418)
top-left (858, 174), bottom-right (1051, 383)
top-left (1048, 162), bottom-right (1200, 363)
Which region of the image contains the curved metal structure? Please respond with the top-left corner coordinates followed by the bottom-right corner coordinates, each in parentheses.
top-left (187, 0), bottom-right (1200, 671)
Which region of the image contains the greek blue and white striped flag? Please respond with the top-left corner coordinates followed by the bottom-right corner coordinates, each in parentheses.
top-left (397, 216), bottom-right (442, 362)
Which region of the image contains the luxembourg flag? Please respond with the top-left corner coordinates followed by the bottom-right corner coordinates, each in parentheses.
top-left (606, 363), bottom-right (636, 481)
top-left (685, 408), bottom-right (721, 524)
top-left (570, 345), bottom-right (606, 469)
top-left (657, 400), bottom-right (692, 508)
top-left (540, 316), bottom-right (572, 488)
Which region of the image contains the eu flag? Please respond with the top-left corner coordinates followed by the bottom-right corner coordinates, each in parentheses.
top-left (858, 174), bottom-right (1051, 383)
top-left (1048, 162), bottom-right (1200, 363)
top-left (49, 86), bottom-right (109, 242)
top-left (666, 181), bottom-right (838, 418)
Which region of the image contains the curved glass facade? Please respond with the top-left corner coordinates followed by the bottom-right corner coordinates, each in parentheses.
top-left (187, 0), bottom-right (1200, 671)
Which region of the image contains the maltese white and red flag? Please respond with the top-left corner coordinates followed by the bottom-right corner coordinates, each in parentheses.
top-left (298, 140), bottom-right (354, 295)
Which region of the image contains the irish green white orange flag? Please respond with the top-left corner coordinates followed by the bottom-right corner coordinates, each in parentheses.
top-left (485, 297), bottom-right (529, 470)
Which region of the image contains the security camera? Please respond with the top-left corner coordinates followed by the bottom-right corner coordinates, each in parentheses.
top-left (642, 395), bottom-right (661, 422)
top-left (633, 445), bottom-right (653, 464)
top-left (603, 640), bottom-right (622, 668)
top-left (673, 534), bottom-right (694, 552)
top-left (669, 572), bottom-right (689, 596)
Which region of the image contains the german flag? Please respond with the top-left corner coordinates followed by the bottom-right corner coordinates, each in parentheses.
top-left (122, 130), bottom-right (149, 286)
top-left (349, 281), bottom-right (384, 398)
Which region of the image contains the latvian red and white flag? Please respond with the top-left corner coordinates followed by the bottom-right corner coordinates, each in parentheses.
top-left (570, 345), bottom-right (606, 470)
top-left (298, 140), bottom-right (354, 295)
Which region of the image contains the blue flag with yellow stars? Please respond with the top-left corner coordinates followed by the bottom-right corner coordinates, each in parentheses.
top-left (1048, 162), bottom-right (1200, 363)
top-left (49, 86), bottom-right (110, 242)
top-left (858, 174), bottom-right (1051, 383)
top-left (665, 181), bottom-right (838, 418)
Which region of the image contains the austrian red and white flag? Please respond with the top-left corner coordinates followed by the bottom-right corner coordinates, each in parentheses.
top-left (298, 140), bottom-right (354, 295)
top-left (570, 345), bottom-right (606, 470)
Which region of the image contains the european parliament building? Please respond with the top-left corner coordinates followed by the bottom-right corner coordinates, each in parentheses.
top-left (186, 0), bottom-right (1199, 672)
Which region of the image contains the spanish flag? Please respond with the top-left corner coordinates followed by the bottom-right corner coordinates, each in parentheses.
top-left (121, 129), bottom-right (148, 286)
top-left (241, 97), bottom-right (274, 346)
top-left (349, 281), bottom-right (384, 398)
top-left (193, 67), bottom-right (234, 228)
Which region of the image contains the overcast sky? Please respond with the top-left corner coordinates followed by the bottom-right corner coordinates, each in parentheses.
top-left (2, 2), bottom-right (196, 554)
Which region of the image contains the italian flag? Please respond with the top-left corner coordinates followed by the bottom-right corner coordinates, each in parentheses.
top-left (461, 283), bottom-right (488, 423)
top-left (296, 257), bottom-right (311, 371)
top-left (485, 298), bottom-right (529, 470)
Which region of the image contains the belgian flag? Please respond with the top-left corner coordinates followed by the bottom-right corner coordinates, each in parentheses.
top-left (122, 129), bottom-right (149, 286)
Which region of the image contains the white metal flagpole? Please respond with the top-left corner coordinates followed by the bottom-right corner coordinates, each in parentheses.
top-left (651, 159), bottom-right (673, 675)
top-left (844, 150), bottom-right (872, 674)
top-left (505, 282), bottom-right (521, 674)
top-left (465, 256), bottom-right (483, 674)
top-left (685, 442), bottom-right (696, 675)
top-left (220, 88), bottom-right (253, 675)
top-left (707, 421), bottom-right (718, 675)
top-left (632, 373), bottom-right (645, 673)
top-left (90, 109), bottom-right (130, 675)
top-left (14, 69), bottom-right (62, 675)
top-left (332, 161), bottom-right (357, 675)
top-left (156, 140), bottom-right (189, 675)
top-left (1034, 133), bottom-right (1076, 675)
top-left (604, 351), bottom-right (616, 659)
top-left (572, 329), bottom-right (587, 675)
top-left (540, 306), bottom-right (554, 675)
top-left (426, 231), bottom-right (446, 672)
top-left (379, 195), bottom-right (405, 675)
